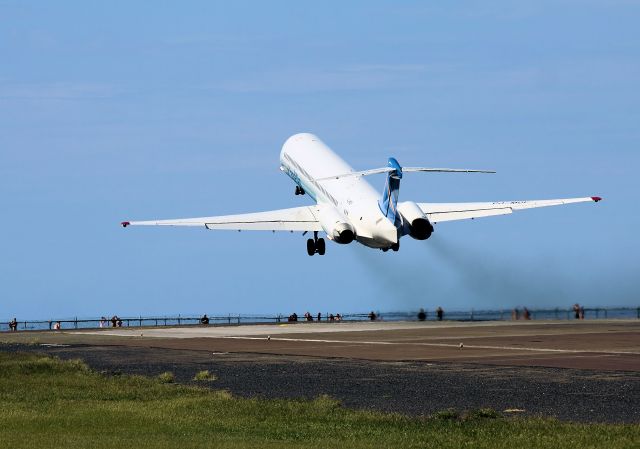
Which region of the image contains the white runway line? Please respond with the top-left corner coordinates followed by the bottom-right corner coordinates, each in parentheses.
top-left (220, 336), bottom-right (640, 356)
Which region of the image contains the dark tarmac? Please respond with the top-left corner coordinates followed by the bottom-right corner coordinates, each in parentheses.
top-left (1, 320), bottom-right (639, 423)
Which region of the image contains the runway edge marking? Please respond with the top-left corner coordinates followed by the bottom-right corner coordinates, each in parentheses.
top-left (219, 336), bottom-right (640, 356)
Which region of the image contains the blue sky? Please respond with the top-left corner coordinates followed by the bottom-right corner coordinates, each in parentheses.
top-left (1, 1), bottom-right (638, 320)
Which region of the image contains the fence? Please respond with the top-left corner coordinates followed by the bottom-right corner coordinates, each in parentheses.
top-left (1, 307), bottom-right (638, 332)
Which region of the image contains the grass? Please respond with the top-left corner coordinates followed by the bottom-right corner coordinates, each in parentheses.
top-left (0, 353), bottom-right (638, 449)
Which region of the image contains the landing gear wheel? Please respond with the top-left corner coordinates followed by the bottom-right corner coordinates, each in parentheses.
top-left (317, 238), bottom-right (326, 255)
top-left (306, 239), bottom-right (315, 256)
top-left (391, 242), bottom-right (400, 252)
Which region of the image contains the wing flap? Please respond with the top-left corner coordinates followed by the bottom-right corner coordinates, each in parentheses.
top-left (426, 207), bottom-right (513, 223)
top-left (123, 206), bottom-right (322, 232)
top-left (419, 197), bottom-right (600, 223)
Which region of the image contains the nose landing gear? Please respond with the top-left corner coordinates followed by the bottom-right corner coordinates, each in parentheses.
top-left (295, 186), bottom-right (305, 195)
top-left (306, 231), bottom-right (325, 256)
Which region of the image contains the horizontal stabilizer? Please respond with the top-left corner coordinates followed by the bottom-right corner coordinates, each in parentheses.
top-left (403, 167), bottom-right (495, 174)
top-left (316, 166), bottom-right (494, 181)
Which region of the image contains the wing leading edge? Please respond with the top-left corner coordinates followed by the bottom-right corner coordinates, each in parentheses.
top-left (121, 205), bottom-right (323, 232)
top-left (418, 196), bottom-right (602, 223)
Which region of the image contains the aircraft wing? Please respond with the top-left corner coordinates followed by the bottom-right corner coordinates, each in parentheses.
top-left (121, 206), bottom-right (323, 232)
top-left (419, 196), bottom-right (602, 223)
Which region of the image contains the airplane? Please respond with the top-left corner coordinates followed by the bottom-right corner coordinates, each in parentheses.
top-left (121, 133), bottom-right (602, 256)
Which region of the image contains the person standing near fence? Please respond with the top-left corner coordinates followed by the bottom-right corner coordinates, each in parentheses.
top-left (9, 317), bottom-right (18, 331)
top-left (573, 304), bottom-right (580, 319)
top-left (436, 307), bottom-right (444, 321)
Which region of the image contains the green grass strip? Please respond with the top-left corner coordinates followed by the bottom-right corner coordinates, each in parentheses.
top-left (0, 352), bottom-right (637, 449)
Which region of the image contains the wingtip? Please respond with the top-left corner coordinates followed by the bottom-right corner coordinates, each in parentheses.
top-left (591, 196), bottom-right (602, 203)
top-left (121, 221), bottom-right (130, 228)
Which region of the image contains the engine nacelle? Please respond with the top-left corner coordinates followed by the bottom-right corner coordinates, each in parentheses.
top-left (318, 207), bottom-right (355, 244)
top-left (398, 201), bottom-right (433, 240)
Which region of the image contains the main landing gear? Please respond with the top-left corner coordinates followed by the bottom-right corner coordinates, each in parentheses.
top-left (307, 231), bottom-right (325, 256)
top-left (381, 242), bottom-right (400, 252)
top-left (295, 186), bottom-right (305, 195)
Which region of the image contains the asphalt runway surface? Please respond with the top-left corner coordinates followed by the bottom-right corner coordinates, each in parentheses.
top-left (2, 320), bottom-right (639, 423)
top-left (77, 320), bottom-right (640, 371)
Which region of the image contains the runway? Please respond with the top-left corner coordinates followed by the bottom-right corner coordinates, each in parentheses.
top-left (75, 320), bottom-right (640, 371)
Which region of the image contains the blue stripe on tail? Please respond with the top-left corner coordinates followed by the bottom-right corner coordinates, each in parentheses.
top-left (378, 157), bottom-right (402, 226)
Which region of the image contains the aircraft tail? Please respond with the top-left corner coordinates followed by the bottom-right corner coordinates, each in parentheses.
top-left (378, 157), bottom-right (402, 225)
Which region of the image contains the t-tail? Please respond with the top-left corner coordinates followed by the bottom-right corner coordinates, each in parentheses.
top-left (378, 157), bottom-right (403, 226)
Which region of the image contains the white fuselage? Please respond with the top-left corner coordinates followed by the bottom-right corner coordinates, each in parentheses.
top-left (280, 133), bottom-right (398, 248)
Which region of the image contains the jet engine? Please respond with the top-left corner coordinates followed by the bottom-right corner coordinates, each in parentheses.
top-left (398, 201), bottom-right (433, 240)
top-left (318, 207), bottom-right (355, 244)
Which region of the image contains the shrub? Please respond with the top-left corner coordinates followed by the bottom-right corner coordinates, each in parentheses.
top-left (193, 370), bottom-right (217, 381)
top-left (157, 371), bottom-right (175, 383)
top-left (67, 358), bottom-right (90, 373)
top-left (432, 408), bottom-right (460, 421)
top-left (466, 408), bottom-right (501, 420)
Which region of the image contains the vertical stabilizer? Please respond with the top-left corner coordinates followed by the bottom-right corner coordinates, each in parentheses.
top-left (378, 157), bottom-right (402, 226)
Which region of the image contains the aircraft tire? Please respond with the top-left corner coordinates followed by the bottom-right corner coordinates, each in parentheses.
top-left (317, 238), bottom-right (326, 255)
top-left (306, 239), bottom-right (315, 256)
